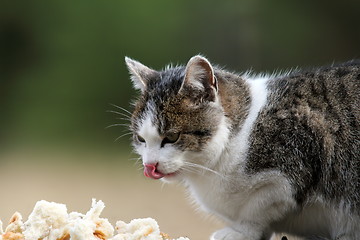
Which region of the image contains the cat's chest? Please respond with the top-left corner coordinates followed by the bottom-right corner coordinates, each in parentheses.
top-left (186, 175), bottom-right (248, 222)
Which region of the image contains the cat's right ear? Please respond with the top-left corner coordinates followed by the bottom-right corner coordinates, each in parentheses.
top-left (179, 55), bottom-right (218, 102)
top-left (125, 57), bottom-right (159, 92)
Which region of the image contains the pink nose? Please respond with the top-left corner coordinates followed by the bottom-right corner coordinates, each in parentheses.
top-left (144, 163), bottom-right (165, 179)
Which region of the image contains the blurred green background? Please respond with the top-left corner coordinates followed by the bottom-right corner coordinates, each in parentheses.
top-left (0, 1), bottom-right (359, 239)
top-left (1, 0), bottom-right (359, 154)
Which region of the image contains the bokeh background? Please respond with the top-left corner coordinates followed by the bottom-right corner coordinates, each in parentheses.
top-left (0, 0), bottom-right (359, 239)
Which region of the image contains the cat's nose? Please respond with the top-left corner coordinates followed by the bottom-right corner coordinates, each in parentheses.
top-left (144, 163), bottom-right (165, 179)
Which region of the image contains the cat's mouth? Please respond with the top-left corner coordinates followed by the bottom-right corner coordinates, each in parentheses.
top-left (143, 163), bottom-right (178, 180)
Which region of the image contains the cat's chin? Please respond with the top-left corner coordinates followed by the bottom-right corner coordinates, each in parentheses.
top-left (160, 171), bottom-right (183, 183)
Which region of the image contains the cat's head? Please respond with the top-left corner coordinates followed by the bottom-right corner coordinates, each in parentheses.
top-left (126, 55), bottom-right (230, 182)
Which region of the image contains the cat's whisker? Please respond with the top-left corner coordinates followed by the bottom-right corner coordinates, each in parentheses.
top-left (106, 110), bottom-right (132, 119)
top-left (181, 164), bottom-right (208, 176)
top-left (181, 166), bottom-right (202, 175)
top-left (132, 157), bottom-right (142, 166)
top-left (129, 156), bottom-right (141, 161)
top-left (132, 157), bottom-right (143, 169)
top-left (105, 123), bottom-right (130, 129)
top-left (184, 162), bottom-right (227, 179)
top-left (114, 132), bottom-right (133, 142)
top-left (115, 117), bottom-right (131, 122)
top-left (109, 104), bottom-right (132, 116)
top-left (160, 181), bottom-right (167, 190)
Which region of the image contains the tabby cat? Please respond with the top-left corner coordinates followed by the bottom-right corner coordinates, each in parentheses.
top-left (125, 55), bottom-right (359, 240)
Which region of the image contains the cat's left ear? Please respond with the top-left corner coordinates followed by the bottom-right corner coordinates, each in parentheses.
top-left (125, 57), bottom-right (159, 92)
top-left (180, 55), bottom-right (218, 101)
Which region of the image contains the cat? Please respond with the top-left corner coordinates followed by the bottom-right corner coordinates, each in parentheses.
top-left (125, 55), bottom-right (360, 240)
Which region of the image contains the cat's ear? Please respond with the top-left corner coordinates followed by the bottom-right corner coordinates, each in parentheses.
top-left (125, 57), bottom-right (159, 92)
top-left (180, 55), bottom-right (218, 101)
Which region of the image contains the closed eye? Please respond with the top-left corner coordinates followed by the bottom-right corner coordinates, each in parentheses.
top-left (136, 134), bottom-right (146, 143)
top-left (194, 130), bottom-right (210, 136)
top-left (186, 130), bottom-right (211, 137)
top-left (161, 132), bottom-right (180, 147)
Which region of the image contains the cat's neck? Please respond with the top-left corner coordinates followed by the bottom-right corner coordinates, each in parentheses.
top-left (216, 70), bottom-right (251, 132)
top-left (214, 70), bottom-right (270, 170)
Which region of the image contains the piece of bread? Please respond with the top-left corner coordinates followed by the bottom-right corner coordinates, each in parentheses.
top-left (0, 199), bottom-right (189, 240)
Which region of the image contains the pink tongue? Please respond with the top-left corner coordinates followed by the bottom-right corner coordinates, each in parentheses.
top-left (144, 164), bottom-right (165, 179)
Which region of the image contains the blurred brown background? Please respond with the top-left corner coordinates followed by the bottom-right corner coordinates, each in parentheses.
top-left (0, 0), bottom-right (359, 239)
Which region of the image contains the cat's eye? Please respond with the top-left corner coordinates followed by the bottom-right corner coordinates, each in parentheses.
top-left (136, 135), bottom-right (146, 143)
top-left (161, 132), bottom-right (180, 147)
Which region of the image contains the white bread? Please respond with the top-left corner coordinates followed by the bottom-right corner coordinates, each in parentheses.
top-left (0, 199), bottom-right (189, 240)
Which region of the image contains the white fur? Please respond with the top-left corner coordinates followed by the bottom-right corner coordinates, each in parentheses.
top-left (125, 57), bottom-right (159, 92)
top-left (230, 76), bottom-right (269, 166)
top-left (197, 102), bottom-right (231, 169)
top-left (136, 108), bottom-right (185, 177)
top-left (137, 111), bottom-right (161, 157)
top-left (190, 75), bottom-right (359, 239)
top-left (182, 76), bottom-right (300, 239)
top-left (135, 75), bottom-right (299, 239)
top-left (125, 57), bottom-right (147, 91)
top-left (132, 56), bottom-right (359, 239)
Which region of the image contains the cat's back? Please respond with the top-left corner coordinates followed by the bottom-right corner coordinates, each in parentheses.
top-left (246, 60), bottom-right (360, 208)
top-left (264, 60), bottom-right (360, 146)
top-left (267, 60), bottom-right (359, 111)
